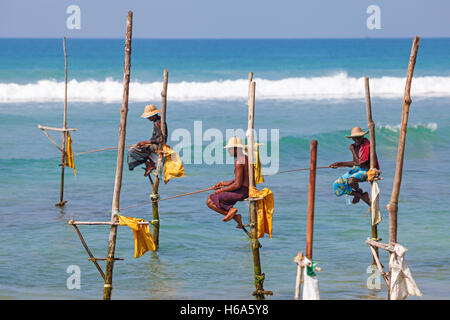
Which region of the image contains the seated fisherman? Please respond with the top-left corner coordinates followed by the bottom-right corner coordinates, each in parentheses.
top-left (127, 104), bottom-right (167, 176)
top-left (206, 137), bottom-right (249, 229)
top-left (330, 126), bottom-right (379, 206)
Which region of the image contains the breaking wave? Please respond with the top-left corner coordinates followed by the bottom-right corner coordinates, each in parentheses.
top-left (1, 73), bottom-right (450, 103)
top-left (280, 122), bottom-right (440, 152)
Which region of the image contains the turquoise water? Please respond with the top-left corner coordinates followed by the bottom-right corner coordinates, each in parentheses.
top-left (0, 39), bottom-right (449, 299)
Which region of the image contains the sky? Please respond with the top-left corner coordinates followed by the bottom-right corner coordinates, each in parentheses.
top-left (1, 0), bottom-right (449, 38)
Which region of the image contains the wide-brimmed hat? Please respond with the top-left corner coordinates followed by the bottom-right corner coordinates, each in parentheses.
top-left (141, 104), bottom-right (161, 118)
top-left (224, 137), bottom-right (246, 149)
top-left (346, 126), bottom-right (369, 138)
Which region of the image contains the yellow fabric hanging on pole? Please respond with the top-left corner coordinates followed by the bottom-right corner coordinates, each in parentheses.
top-left (162, 145), bottom-right (186, 184)
top-left (118, 215), bottom-right (156, 258)
top-left (254, 143), bottom-right (264, 184)
top-left (249, 186), bottom-right (274, 238)
top-left (65, 131), bottom-right (76, 175)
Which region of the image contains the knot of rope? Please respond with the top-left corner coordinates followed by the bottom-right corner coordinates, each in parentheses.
top-left (149, 193), bottom-right (160, 201)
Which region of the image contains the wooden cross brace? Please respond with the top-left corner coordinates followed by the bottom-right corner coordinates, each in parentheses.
top-left (37, 124), bottom-right (78, 152)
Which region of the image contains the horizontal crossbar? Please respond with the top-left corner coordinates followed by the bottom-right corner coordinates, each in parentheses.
top-left (38, 124), bottom-right (78, 132)
top-left (365, 237), bottom-right (395, 253)
top-left (88, 257), bottom-right (124, 261)
top-left (242, 197), bottom-right (264, 202)
top-left (68, 219), bottom-right (150, 226)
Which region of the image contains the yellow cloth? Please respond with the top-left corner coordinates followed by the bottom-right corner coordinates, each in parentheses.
top-left (162, 145), bottom-right (186, 184)
top-left (254, 143), bottom-right (264, 184)
top-left (65, 132), bottom-right (76, 175)
top-left (367, 168), bottom-right (379, 182)
top-left (118, 215), bottom-right (156, 258)
top-left (249, 186), bottom-right (274, 238)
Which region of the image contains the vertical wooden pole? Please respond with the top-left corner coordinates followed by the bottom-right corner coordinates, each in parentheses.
top-left (103, 11), bottom-right (133, 300)
top-left (247, 81), bottom-right (266, 300)
top-left (151, 69), bottom-right (168, 249)
top-left (386, 36), bottom-right (420, 299)
top-left (56, 37), bottom-right (68, 207)
top-left (161, 69), bottom-right (168, 141)
top-left (305, 140), bottom-right (317, 260)
top-left (364, 77), bottom-right (379, 265)
top-left (247, 72), bottom-right (253, 104)
top-left (387, 36), bottom-right (420, 244)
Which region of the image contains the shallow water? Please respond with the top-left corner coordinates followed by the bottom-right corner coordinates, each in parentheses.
top-left (1, 97), bottom-right (449, 299)
top-left (0, 39), bottom-right (449, 299)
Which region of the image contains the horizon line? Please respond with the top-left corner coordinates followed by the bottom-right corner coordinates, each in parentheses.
top-left (1, 36), bottom-right (447, 40)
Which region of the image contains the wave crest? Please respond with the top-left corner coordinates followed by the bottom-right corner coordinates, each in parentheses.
top-left (377, 122), bottom-right (438, 132)
top-left (2, 73), bottom-right (450, 103)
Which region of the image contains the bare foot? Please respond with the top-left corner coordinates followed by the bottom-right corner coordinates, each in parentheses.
top-left (144, 162), bottom-right (155, 176)
top-left (352, 193), bottom-right (361, 204)
top-left (360, 192), bottom-right (371, 206)
top-left (222, 208), bottom-right (238, 222)
top-left (233, 214), bottom-right (243, 229)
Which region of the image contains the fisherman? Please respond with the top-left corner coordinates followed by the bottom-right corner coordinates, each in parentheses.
top-left (330, 126), bottom-right (379, 206)
top-left (206, 137), bottom-right (249, 228)
top-left (127, 104), bottom-right (167, 176)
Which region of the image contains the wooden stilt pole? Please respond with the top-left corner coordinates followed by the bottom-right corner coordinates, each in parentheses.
top-left (386, 36), bottom-right (420, 299)
top-left (247, 72), bottom-right (253, 105)
top-left (150, 69), bottom-right (168, 249)
top-left (364, 77), bottom-right (380, 266)
top-left (247, 81), bottom-right (271, 300)
top-left (103, 11), bottom-right (133, 300)
top-left (305, 140), bottom-right (317, 260)
top-left (72, 225), bottom-right (106, 280)
top-left (56, 37), bottom-right (68, 207)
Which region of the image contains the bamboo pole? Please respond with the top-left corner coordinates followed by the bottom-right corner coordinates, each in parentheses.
top-left (247, 72), bottom-right (253, 105)
top-left (305, 140), bottom-right (317, 260)
top-left (72, 224), bottom-right (106, 280)
top-left (161, 69), bottom-right (168, 141)
top-left (365, 238), bottom-right (395, 252)
top-left (150, 69), bottom-right (168, 249)
top-left (38, 125), bottom-right (78, 132)
top-left (368, 245), bottom-right (390, 287)
top-left (365, 77), bottom-right (380, 266)
top-left (386, 36), bottom-right (420, 299)
top-left (69, 220), bottom-right (150, 226)
top-left (56, 37), bottom-right (68, 207)
top-left (103, 11), bottom-right (133, 300)
top-left (39, 128), bottom-right (64, 152)
top-left (387, 36), bottom-right (420, 244)
top-left (246, 81), bottom-right (270, 300)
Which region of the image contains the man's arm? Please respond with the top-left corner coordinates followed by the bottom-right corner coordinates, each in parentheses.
top-left (330, 161), bottom-right (355, 168)
top-left (216, 163), bottom-right (244, 193)
top-left (136, 140), bottom-right (151, 147)
top-left (137, 121), bottom-right (163, 146)
top-left (213, 179), bottom-right (234, 190)
top-left (330, 144), bottom-right (360, 168)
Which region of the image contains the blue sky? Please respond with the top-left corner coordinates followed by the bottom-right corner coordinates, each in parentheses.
top-left (1, 0), bottom-right (449, 38)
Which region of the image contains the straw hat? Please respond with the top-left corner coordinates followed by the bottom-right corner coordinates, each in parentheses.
top-left (224, 137), bottom-right (246, 149)
top-left (141, 104), bottom-right (161, 118)
top-left (346, 126), bottom-right (369, 138)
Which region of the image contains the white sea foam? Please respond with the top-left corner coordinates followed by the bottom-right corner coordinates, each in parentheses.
top-left (378, 122), bottom-right (438, 132)
top-left (1, 73), bottom-right (450, 103)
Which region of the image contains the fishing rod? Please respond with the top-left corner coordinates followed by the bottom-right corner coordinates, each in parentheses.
top-left (75, 144), bottom-right (136, 156)
top-left (121, 186), bottom-right (215, 211)
top-left (121, 166), bottom-right (332, 210)
top-left (277, 166), bottom-right (332, 174)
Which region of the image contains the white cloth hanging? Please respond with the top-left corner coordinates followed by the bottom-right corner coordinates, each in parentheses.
top-left (389, 243), bottom-right (422, 300)
top-left (302, 257), bottom-right (321, 300)
top-left (371, 181), bottom-right (382, 226)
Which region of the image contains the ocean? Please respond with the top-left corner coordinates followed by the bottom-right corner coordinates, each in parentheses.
top-left (0, 38), bottom-right (449, 300)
